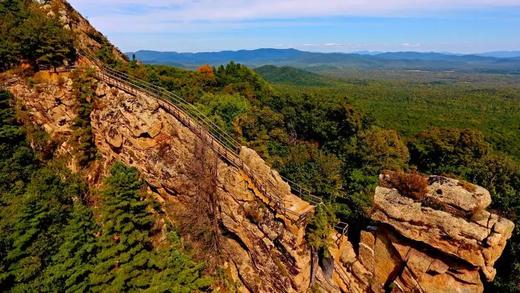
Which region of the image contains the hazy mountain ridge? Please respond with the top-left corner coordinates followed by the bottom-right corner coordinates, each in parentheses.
top-left (129, 48), bottom-right (520, 74)
top-left (476, 51), bottom-right (520, 58)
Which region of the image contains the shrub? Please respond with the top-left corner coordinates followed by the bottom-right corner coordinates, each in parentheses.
top-left (306, 204), bottom-right (337, 254)
top-left (382, 171), bottom-right (428, 200)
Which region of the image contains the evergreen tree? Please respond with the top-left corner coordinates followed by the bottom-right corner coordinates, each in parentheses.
top-left (42, 204), bottom-right (98, 292)
top-left (2, 167), bottom-right (77, 291)
top-left (0, 0), bottom-right (76, 71)
top-left (70, 69), bottom-right (97, 166)
top-left (90, 162), bottom-right (211, 292)
top-left (0, 91), bottom-right (37, 194)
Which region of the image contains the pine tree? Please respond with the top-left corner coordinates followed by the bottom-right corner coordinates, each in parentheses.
top-left (42, 204), bottom-right (98, 292)
top-left (90, 162), bottom-right (211, 292)
top-left (89, 162), bottom-right (155, 291)
top-left (2, 167), bottom-right (75, 291)
top-left (0, 91), bottom-right (36, 194)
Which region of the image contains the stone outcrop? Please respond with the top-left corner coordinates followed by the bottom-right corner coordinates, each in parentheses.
top-left (40, 0), bottom-right (127, 62)
top-left (6, 71), bottom-right (76, 138)
top-left (374, 172), bottom-right (514, 282)
top-left (322, 172), bottom-right (514, 293)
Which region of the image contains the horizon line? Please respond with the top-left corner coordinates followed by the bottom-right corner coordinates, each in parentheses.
top-left (125, 47), bottom-right (520, 56)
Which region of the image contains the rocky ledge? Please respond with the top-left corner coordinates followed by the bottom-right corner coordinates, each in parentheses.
top-left (366, 172), bottom-right (514, 292)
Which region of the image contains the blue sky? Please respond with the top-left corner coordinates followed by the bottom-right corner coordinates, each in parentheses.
top-left (68, 0), bottom-right (520, 53)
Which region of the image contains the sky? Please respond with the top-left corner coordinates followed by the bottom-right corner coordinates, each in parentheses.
top-left (68, 0), bottom-right (520, 54)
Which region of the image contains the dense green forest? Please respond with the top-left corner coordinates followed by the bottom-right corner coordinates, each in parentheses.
top-left (1, 0), bottom-right (520, 291)
top-left (257, 65), bottom-right (520, 162)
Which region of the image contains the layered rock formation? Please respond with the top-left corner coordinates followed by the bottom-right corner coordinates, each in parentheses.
top-left (5, 70), bottom-right (317, 292)
top-left (320, 172), bottom-right (514, 293)
top-left (90, 80), bottom-right (315, 292)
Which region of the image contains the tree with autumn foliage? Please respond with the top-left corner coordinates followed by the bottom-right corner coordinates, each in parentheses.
top-left (196, 64), bottom-right (216, 87)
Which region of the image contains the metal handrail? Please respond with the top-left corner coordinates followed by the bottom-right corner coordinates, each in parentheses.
top-left (79, 50), bottom-right (323, 206)
top-left (92, 55), bottom-right (250, 156)
top-left (93, 67), bottom-right (311, 218)
top-left (77, 50), bottom-right (330, 223)
top-left (334, 221), bottom-right (349, 236)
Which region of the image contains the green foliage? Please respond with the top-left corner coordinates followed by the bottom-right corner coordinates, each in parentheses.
top-left (235, 105), bottom-right (287, 158)
top-left (70, 68), bottom-right (97, 166)
top-left (0, 148), bottom-right (93, 292)
top-left (196, 93), bottom-right (250, 132)
top-left (306, 204), bottom-right (337, 254)
top-left (215, 62), bottom-right (273, 102)
top-left (355, 128), bottom-right (409, 172)
top-left (408, 128), bottom-right (490, 176)
top-left (0, 0), bottom-right (76, 71)
top-left (255, 65), bottom-right (335, 87)
top-left (89, 162), bottom-right (153, 291)
top-left (277, 143), bottom-right (342, 200)
top-left (3, 168), bottom-right (83, 289)
top-left (272, 92), bottom-right (366, 148)
top-left (90, 162), bottom-right (211, 292)
top-left (42, 204), bottom-right (98, 292)
top-left (0, 94), bottom-right (89, 289)
top-left (0, 90), bottom-right (37, 194)
top-left (275, 76), bottom-right (520, 162)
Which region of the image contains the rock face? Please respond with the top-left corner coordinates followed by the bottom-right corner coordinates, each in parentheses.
top-left (89, 80), bottom-right (317, 292)
top-left (323, 171), bottom-right (514, 293)
top-left (40, 0), bottom-right (127, 61)
top-left (374, 172), bottom-right (514, 282)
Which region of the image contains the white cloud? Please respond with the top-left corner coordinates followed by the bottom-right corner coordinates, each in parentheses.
top-left (70, 0), bottom-right (520, 22)
top-left (66, 0), bottom-right (520, 51)
top-left (401, 42), bottom-right (421, 48)
top-left (323, 43), bottom-right (344, 47)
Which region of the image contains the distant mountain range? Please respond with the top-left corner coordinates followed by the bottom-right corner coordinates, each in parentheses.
top-left (476, 51), bottom-right (520, 58)
top-left (127, 48), bottom-right (520, 74)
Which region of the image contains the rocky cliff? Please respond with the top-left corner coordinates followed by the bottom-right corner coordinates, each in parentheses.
top-left (3, 69), bottom-right (316, 292)
top-left (3, 66), bottom-right (514, 292)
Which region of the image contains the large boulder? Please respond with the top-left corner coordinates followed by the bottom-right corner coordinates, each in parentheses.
top-left (371, 172), bottom-right (514, 289)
